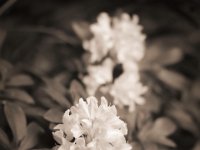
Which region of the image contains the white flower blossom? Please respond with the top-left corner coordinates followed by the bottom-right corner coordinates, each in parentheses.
top-left (83, 58), bottom-right (114, 95)
top-left (82, 12), bottom-right (147, 112)
top-left (53, 96), bottom-right (132, 150)
top-left (110, 71), bottom-right (148, 112)
top-left (83, 12), bottom-right (145, 63)
top-left (83, 13), bottom-right (113, 63)
top-left (113, 13), bottom-right (146, 63)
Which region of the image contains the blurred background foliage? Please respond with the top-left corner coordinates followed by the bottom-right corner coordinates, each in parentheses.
top-left (0, 0), bottom-right (200, 150)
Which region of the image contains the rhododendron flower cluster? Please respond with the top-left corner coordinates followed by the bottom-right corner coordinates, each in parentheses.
top-left (83, 12), bottom-right (146, 63)
top-left (83, 58), bottom-right (114, 95)
top-left (110, 71), bottom-right (147, 111)
top-left (82, 12), bottom-right (147, 111)
top-left (53, 96), bottom-right (132, 150)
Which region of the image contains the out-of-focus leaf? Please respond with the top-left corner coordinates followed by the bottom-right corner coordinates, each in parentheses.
top-left (64, 58), bottom-right (85, 73)
top-left (7, 74), bottom-right (34, 87)
top-left (54, 73), bottom-right (70, 90)
top-left (0, 28), bottom-right (6, 49)
top-left (52, 146), bottom-right (59, 150)
top-left (143, 143), bottom-right (158, 150)
top-left (141, 91), bottom-right (161, 113)
top-left (49, 123), bottom-right (57, 130)
top-left (70, 80), bottom-right (87, 103)
top-left (30, 45), bottom-right (58, 75)
top-left (18, 103), bottom-right (46, 117)
top-left (0, 128), bottom-right (10, 149)
top-left (43, 108), bottom-right (63, 123)
top-left (138, 117), bottom-right (176, 147)
top-left (72, 21), bottom-right (91, 40)
top-left (31, 148), bottom-right (52, 150)
top-left (43, 77), bottom-right (67, 95)
top-left (41, 76), bottom-right (71, 108)
top-left (44, 86), bottom-right (71, 108)
top-left (166, 102), bottom-right (199, 134)
top-left (19, 122), bottom-right (44, 150)
top-left (0, 59), bottom-right (12, 81)
top-left (130, 142), bottom-right (142, 150)
top-left (34, 88), bottom-right (60, 109)
top-left (117, 108), bottom-right (137, 139)
top-left (136, 110), bottom-right (151, 130)
top-left (193, 141), bottom-right (200, 150)
top-left (143, 46), bottom-right (183, 66)
top-left (156, 68), bottom-right (189, 90)
top-left (185, 102), bottom-right (200, 126)
top-left (5, 89), bottom-right (35, 104)
top-left (4, 102), bottom-right (27, 144)
top-left (191, 80), bottom-right (200, 100)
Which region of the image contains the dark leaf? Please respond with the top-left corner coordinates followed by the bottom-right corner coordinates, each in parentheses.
top-left (5, 89), bottom-right (35, 104)
top-left (43, 77), bottom-right (67, 95)
top-left (193, 141), bottom-right (200, 150)
top-left (51, 146), bottom-right (59, 150)
top-left (34, 88), bottom-right (60, 109)
top-left (143, 46), bottom-right (183, 66)
top-left (49, 123), bottom-right (57, 130)
top-left (70, 80), bottom-right (87, 103)
top-left (0, 28), bottom-right (6, 50)
top-left (156, 68), bottom-right (190, 91)
top-left (18, 103), bottom-right (46, 117)
top-left (43, 108), bottom-right (63, 123)
top-left (32, 149), bottom-right (52, 150)
top-left (0, 128), bottom-right (10, 149)
top-left (191, 80), bottom-right (200, 100)
top-left (72, 21), bottom-right (91, 40)
top-left (19, 122), bottom-right (44, 150)
top-left (4, 102), bottom-right (27, 144)
top-left (42, 77), bottom-right (71, 108)
top-left (131, 142), bottom-right (142, 150)
top-left (44, 86), bottom-right (71, 108)
top-left (166, 102), bottom-right (199, 134)
top-left (139, 117), bottom-right (176, 147)
top-left (141, 91), bottom-right (161, 113)
top-left (7, 74), bottom-right (34, 87)
top-left (117, 108), bottom-right (137, 139)
top-left (143, 143), bottom-right (158, 150)
top-left (0, 59), bottom-right (13, 81)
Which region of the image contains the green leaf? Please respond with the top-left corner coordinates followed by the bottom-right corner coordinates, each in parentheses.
top-left (19, 122), bottom-right (44, 150)
top-left (4, 102), bottom-right (27, 144)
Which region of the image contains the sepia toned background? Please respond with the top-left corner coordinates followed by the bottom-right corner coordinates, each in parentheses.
top-left (0, 0), bottom-right (200, 150)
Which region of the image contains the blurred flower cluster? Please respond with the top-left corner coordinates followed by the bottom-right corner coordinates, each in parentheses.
top-left (53, 96), bottom-right (131, 150)
top-left (83, 12), bottom-right (147, 111)
top-left (83, 13), bottom-right (146, 63)
top-left (83, 58), bottom-right (114, 95)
